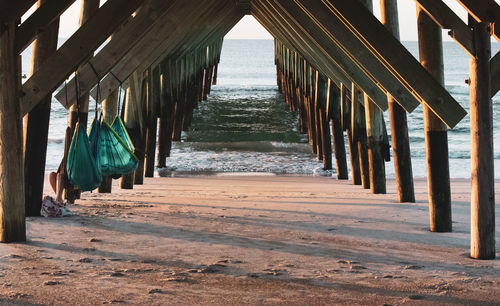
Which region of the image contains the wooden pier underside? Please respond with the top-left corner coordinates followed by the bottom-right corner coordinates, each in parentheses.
top-left (0, 0), bottom-right (498, 262)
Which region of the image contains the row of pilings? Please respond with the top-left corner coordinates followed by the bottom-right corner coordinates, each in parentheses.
top-left (273, 2), bottom-right (495, 259)
top-left (97, 38), bottom-right (223, 195)
top-left (23, 37), bottom-right (224, 210)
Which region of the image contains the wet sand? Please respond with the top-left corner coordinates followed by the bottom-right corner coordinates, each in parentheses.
top-left (0, 176), bottom-right (499, 305)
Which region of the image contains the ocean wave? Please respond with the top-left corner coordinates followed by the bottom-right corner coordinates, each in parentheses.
top-left (174, 141), bottom-right (311, 153)
top-left (211, 85), bottom-right (278, 92)
top-left (48, 137), bottom-right (64, 144)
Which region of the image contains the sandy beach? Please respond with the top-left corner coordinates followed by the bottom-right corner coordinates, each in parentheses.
top-left (0, 175), bottom-right (498, 305)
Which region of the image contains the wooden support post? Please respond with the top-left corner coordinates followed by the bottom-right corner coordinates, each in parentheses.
top-left (120, 85), bottom-right (136, 189)
top-left (382, 0), bottom-right (414, 202)
top-left (134, 75), bottom-right (149, 185)
top-left (24, 0), bottom-right (60, 216)
top-left (63, 0), bottom-right (99, 202)
top-left (343, 84), bottom-right (361, 185)
top-left (360, 0), bottom-right (386, 194)
top-left (329, 80), bottom-right (348, 179)
top-left (307, 65), bottom-right (317, 154)
top-left (98, 87), bottom-right (119, 193)
top-left (364, 94), bottom-right (386, 194)
top-left (469, 18), bottom-right (495, 259)
top-left (310, 67), bottom-right (323, 160)
top-left (172, 97), bottom-right (184, 141)
top-left (417, 7), bottom-right (452, 232)
top-left (317, 75), bottom-right (332, 170)
top-left (0, 20), bottom-right (26, 242)
top-left (352, 84), bottom-right (370, 189)
top-left (212, 64), bottom-right (218, 85)
top-left (145, 67), bottom-right (160, 177)
top-left (157, 115), bottom-right (168, 168)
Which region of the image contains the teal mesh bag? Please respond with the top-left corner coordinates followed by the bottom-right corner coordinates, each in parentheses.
top-left (97, 121), bottom-right (138, 176)
top-left (111, 116), bottom-right (135, 152)
top-left (66, 122), bottom-right (102, 191)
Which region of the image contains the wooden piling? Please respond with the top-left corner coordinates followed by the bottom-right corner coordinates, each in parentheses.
top-left (342, 84), bottom-right (361, 185)
top-left (352, 84), bottom-right (370, 189)
top-left (381, 0), bottom-right (414, 202)
top-left (317, 74), bottom-right (332, 170)
top-left (307, 64), bottom-right (317, 155)
top-left (0, 20), bottom-right (26, 242)
top-left (98, 87), bottom-right (119, 193)
top-left (360, 0), bottom-right (386, 194)
top-left (23, 0), bottom-right (60, 216)
top-left (364, 94), bottom-right (386, 194)
top-left (329, 80), bottom-right (348, 179)
top-left (417, 7), bottom-right (452, 232)
top-left (313, 70), bottom-right (323, 160)
top-left (134, 75), bottom-right (149, 185)
top-left (469, 18), bottom-right (495, 259)
top-left (145, 66), bottom-right (160, 177)
top-left (120, 85), bottom-right (136, 189)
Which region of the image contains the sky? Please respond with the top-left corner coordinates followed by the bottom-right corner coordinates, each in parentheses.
top-left (22, 0), bottom-right (484, 41)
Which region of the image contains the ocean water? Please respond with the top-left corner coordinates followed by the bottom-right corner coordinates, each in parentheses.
top-left (24, 39), bottom-right (500, 178)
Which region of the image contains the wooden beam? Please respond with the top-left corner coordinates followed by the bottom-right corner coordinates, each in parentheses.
top-left (276, 0), bottom-right (426, 113)
top-left (87, 0), bottom-right (239, 103)
top-left (15, 0), bottom-right (76, 54)
top-left (456, 0), bottom-right (500, 22)
top-left (491, 51), bottom-right (500, 97)
top-left (414, 0), bottom-right (474, 57)
top-left (456, 0), bottom-right (500, 42)
top-left (19, 0), bottom-right (145, 116)
top-left (53, 0), bottom-right (178, 107)
top-left (314, 0), bottom-right (466, 128)
top-left (0, 1), bottom-right (37, 23)
top-left (256, 0), bottom-right (391, 110)
top-left (252, 3), bottom-right (337, 84)
top-left (90, 0), bottom-right (230, 101)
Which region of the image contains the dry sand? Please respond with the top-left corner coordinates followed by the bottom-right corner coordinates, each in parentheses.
top-left (0, 175), bottom-right (498, 305)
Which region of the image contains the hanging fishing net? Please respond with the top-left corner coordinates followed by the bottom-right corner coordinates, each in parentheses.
top-left (66, 122), bottom-right (102, 191)
top-left (89, 119), bottom-right (138, 177)
top-left (111, 116), bottom-right (135, 152)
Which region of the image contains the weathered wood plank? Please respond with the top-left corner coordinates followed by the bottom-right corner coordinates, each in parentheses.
top-left (312, 0), bottom-right (466, 128)
top-left (20, 0), bottom-right (146, 116)
top-left (0, 20), bottom-right (26, 242)
top-left (257, 0), bottom-right (391, 110)
top-left (469, 19), bottom-right (496, 260)
top-left (88, 0), bottom-right (236, 104)
top-left (414, 0), bottom-right (474, 56)
top-left (253, 2), bottom-right (347, 89)
top-left (273, 0), bottom-right (422, 112)
top-left (456, 0), bottom-right (500, 23)
top-left (15, 0), bottom-right (75, 54)
top-left (0, 1), bottom-right (37, 23)
top-left (54, 0), bottom-right (179, 107)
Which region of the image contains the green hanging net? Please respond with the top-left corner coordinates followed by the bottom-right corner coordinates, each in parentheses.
top-left (66, 122), bottom-right (102, 191)
top-left (112, 116), bottom-right (135, 152)
top-left (89, 118), bottom-right (138, 177)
